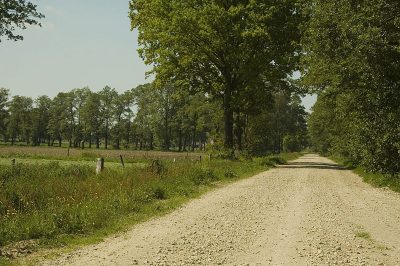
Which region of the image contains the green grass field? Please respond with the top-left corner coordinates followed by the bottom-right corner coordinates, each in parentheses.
top-left (0, 147), bottom-right (302, 264)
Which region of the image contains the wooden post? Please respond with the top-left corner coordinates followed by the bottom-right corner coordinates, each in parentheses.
top-left (199, 155), bottom-right (202, 162)
top-left (11, 159), bottom-right (16, 166)
top-left (209, 154), bottom-right (212, 160)
top-left (119, 155), bottom-right (125, 168)
top-left (96, 158), bottom-right (104, 174)
top-left (67, 148), bottom-right (70, 157)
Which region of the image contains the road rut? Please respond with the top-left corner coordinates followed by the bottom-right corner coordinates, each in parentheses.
top-left (44, 155), bottom-right (400, 265)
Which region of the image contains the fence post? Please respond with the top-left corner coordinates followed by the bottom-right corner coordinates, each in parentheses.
top-left (67, 148), bottom-right (70, 157)
top-left (199, 155), bottom-right (202, 162)
top-left (11, 159), bottom-right (16, 166)
top-left (96, 158), bottom-right (104, 174)
top-left (120, 155), bottom-right (125, 168)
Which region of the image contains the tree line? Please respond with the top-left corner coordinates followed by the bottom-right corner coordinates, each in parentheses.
top-left (0, 86), bottom-right (308, 154)
top-left (4, 0), bottom-right (398, 174)
top-left (305, 0), bottom-right (400, 174)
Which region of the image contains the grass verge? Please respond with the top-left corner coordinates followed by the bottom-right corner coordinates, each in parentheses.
top-left (330, 156), bottom-right (400, 193)
top-left (0, 153), bottom-right (302, 264)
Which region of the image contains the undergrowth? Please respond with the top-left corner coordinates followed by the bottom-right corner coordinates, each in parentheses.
top-left (0, 152), bottom-right (301, 262)
top-left (330, 156), bottom-right (400, 193)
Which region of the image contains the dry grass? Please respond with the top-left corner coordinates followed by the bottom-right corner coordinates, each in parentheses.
top-left (0, 146), bottom-right (204, 162)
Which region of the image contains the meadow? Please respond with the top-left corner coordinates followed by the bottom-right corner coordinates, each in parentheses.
top-left (0, 146), bottom-right (301, 262)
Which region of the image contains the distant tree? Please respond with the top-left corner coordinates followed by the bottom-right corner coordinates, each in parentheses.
top-left (0, 0), bottom-right (44, 42)
top-left (112, 90), bottom-right (134, 149)
top-left (246, 93), bottom-right (308, 155)
top-left (72, 87), bottom-right (91, 147)
top-left (7, 95), bottom-right (33, 145)
top-left (0, 88), bottom-right (9, 141)
top-left (81, 91), bottom-right (102, 149)
top-left (99, 86), bottom-right (118, 149)
top-left (47, 94), bottom-right (63, 146)
top-left (32, 95), bottom-right (52, 146)
top-left (133, 84), bottom-right (160, 150)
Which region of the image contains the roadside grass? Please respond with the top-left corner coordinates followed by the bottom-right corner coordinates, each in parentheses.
top-left (0, 158), bottom-right (146, 170)
top-left (0, 146), bottom-right (204, 163)
top-left (354, 229), bottom-right (390, 251)
top-left (355, 231), bottom-right (371, 240)
top-left (0, 152), bottom-right (303, 264)
top-left (330, 156), bottom-right (400, 193)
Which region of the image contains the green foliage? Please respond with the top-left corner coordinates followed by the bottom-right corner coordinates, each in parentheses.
top-left (331, 156), bottom-right (400, 193)
top-left (130, 0), bottom-right (303, 148)
top-left (246, 93), bottom-right (309, 156)
top-left (148, 159), bottom-right (167, 176)
top-left (259, 155), bottom-right (287, 167)
top-left (304, 0), bottom-right (400, 175)
top-left (224, 170), bottom-right (238, 179)
top-left (189, 167), bottom-right (217, 185)
top-left (0, 0), bottom-right (44, 42)
top-left (0, 155), bottom-right (288, 248)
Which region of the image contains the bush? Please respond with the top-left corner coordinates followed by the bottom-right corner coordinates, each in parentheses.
top-left (259, 155), bottom-right (286, 166)
top-left (224, 170), bottom-right (238, 178)
top-left (148, 159), bottom-right (167, 176)
top-left (190, 167), bottom-right (218, 185)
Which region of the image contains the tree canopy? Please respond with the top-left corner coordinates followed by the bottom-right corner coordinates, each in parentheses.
top-left (0, 0), bottom-right (44, 42)
top-left (130, 0), bottom-right (303, 149)
top-left (304, 0), bottom-right (400, 174)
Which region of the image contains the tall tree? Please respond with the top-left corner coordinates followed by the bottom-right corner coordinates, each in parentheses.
top-left (7, 95), bottom-right (33, 145)
top-left (0, 88), bottom-right (9, 141)
top-left (32, 95), bottom-right (51, 146)
top-left (303, 0), bottom-right (400, 174)
top-left (130, 0), bottom-right (303, 149)
top-left (112, 90), bottom-right (134, 149)
top-left (0, 0), bottom-right (44, 42)
top-left (72, 87), bottom-right (91, 147)
top-left (99, 86), bottom-right (118, 149)
top-left (81, 91), bottom-right (102, 149)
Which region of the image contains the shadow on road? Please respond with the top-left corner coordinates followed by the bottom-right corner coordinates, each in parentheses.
top-left (278, 162), bottom-right (347, 170)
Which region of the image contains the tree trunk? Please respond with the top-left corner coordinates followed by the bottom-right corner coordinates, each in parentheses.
top-left (223, 88), bottom-right (234, 149)
top-left (164, 113), bottom-right (170, 151)
top-left (126, 120), bottom-right (131, 149)
top-left (105, 121), bottom-right (109, 149)
top-left (191, 128), bottom-right (196, 152)
top-left (149, 133), bottom-right (154, 150)
top-left (183, 135), bottom-right (187, 151)
top-left (178, 129), bottom-right (183, 152)
top-left (235, 112), bottom-right (243, 150)
top-left (96, 135), bottom-right (100, 149)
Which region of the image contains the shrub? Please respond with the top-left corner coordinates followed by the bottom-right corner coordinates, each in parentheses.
top-left (190, 167), bottom-right (218, 185)
top-left (224, 170), bottom-right (238, 178)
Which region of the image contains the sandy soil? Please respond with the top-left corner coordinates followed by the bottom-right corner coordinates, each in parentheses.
top-left (43, 154), bottom-right (400, 265)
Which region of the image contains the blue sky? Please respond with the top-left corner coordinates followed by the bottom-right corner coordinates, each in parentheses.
top-left (0, 0), bottom-right (316, 111)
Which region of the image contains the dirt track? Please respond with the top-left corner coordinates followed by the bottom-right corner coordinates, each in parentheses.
top-left (44, 155), bottom-right (400, 265)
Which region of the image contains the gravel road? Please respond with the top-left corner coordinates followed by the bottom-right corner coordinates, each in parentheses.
top-left (44, 154), bottom-right (400, 265)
